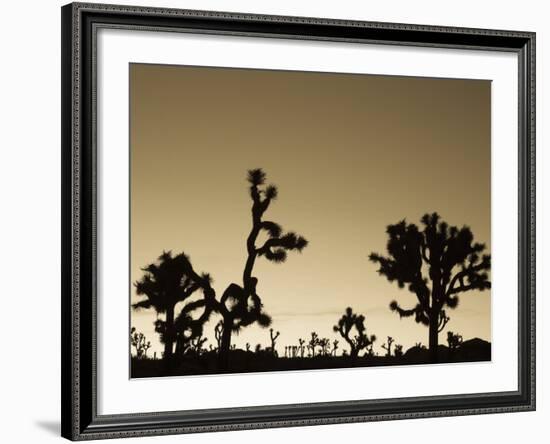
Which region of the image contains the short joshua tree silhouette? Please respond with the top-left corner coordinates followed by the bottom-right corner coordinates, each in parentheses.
top-left (269, 328), bottom-right (280, 356)
top-left (133, 251), bottom-right (214, 363)
top-left (333, 307), bottom-right (376, 359)
top-left (318, 337), bottom-right (331, 356)
top-left (331, 339), bottom-right (339, 356)
top-left (174, 318), bottom-right (208, 356)
top-left (130, 327), bottom-right (151, 359)
top-left (381, 336), bottom-right (395, 357)
top-left (298, 338), bottom-right (306, 358)
top-left (369, 213), bottom-right (491, 363)
top-left (447, 331), bottom-right (463, 352)
top-left (308, 332), bottom-right (320, 357)
top-left (214, 320), bottom-right (223, 351)
top-left (394, 344), bottom-right (404, 358)
top-left (189, 335), bottom-right (207, 355)
top-left (365, 343), bottom-right (376, 358)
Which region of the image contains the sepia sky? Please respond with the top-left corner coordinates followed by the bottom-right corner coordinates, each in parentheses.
top-left (130, 63), bottom-right (491, 358)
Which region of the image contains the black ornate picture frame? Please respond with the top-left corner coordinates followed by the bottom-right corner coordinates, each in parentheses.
top-left (61, 2), bottom-right (535, 440)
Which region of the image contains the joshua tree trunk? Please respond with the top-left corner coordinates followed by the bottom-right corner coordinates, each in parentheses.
top-left (349, 348), bottom-right (359, 360)
top-left (219, 321), bottom-right (232, 370)
top-left (164, 306), bottom-right (175, 362)
top-left (428, 309), bottom-right (439, 363)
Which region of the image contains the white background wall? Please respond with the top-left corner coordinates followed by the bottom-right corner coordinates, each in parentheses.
top-left (0, 0), bottom-right (546, 443)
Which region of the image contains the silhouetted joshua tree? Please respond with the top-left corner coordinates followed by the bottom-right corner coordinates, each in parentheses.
top-left (133, 251), bottom-right (214, 363)
top-left (369, 212), bottom-right (491, 363)
top-left (298, 338), bottom-right (306, 358)
top-left (333, 307), bottom-right (376, 359)
top-left (365, 343), bottom-right (376, 358)
top-left (174, 312), bottom-right (210, 356)
top-left (190, 335), bottom-right (208, 354)
top-left (269, 328), bottom-right (280, 356)
top-left (381, 336), bottom-right (395, 357)
top-left (130, 327), bottom-right (151, 359)
top-left (394, 344), bottom-right (404, 358)
top-left (447, 331), bottom-right (463, 352)
top-left (308, 332), bottom-right (320, 357)
top-left (246, 343), bottom-right (251, 352)
top-left (319, 337), bottom-right (331, 356)
top-left (332, 339), bottom-right (339, 356)
top-left (214, 320), bottom-right (223, 351)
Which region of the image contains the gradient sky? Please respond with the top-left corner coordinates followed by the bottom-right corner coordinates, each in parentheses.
top-left (130, 63), bottom-right (491, 358)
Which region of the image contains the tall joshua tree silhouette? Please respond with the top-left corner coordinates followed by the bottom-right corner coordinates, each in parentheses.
top-left (333, 307), bottom-right (376, 359)
top-left (214, 169), bottom-right (308, 368)
top-left (369, 212), bottom-right (491, 363)
top-left (173, 169), bottom-right (308, 370)
top-left (133, 251), bottom-right (214, 363)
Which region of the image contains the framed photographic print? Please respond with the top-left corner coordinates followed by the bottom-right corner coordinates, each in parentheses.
top-left (61, 2), bottom-right (536, 440)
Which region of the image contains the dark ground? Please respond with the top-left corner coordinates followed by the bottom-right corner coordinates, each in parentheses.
top-left (131, 338), bottom-right (491, 378)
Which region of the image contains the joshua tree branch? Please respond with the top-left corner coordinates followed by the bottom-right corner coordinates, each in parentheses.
top-left (446, 258), bottom-right (491, 297)
top-left (389, 301), bottom-right (417, 318)
top-left (448, 284), bottom-right (477, 295)
top-left (421, 239), bottom-right (430, 264)
top-left (437, 311), bottom-right (450, 333)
